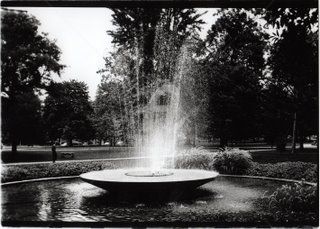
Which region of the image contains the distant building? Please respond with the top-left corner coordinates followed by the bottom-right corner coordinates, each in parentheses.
top-left (140, 83), bottom-right (179, 137)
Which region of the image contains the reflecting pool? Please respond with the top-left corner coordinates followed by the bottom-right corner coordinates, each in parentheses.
top-left (2, 176), bottom-right (289, 223)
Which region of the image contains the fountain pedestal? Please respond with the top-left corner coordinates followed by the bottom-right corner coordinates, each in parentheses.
top-left (80, 168), bottom-right (219, 199)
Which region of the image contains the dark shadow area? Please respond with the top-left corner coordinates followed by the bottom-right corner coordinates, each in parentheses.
top-left (81, 187), bottom-right (215, 206)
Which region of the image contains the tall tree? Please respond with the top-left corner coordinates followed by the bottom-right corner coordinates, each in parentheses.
top-left (93, 77), bottom-right (126, 146)
top-left (43, 80), bottom-right (94, 146)
top-left (203, 9), bottom-right (266, 147)
top-left (262, 8), bottom-right (318, 151)
top-left (1, 9), bottom-right (64, 152)
top-left (100, 8), bottom-right (204, 143)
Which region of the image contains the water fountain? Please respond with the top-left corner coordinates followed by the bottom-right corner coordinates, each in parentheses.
top-left (80, 83), bottom-right (219, 196)
top-left (80, 44), bottom-right (219, 197)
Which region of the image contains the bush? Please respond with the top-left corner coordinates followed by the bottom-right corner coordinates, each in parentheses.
top-left (174, 147), bottom-right (252, 175)
top-left (174, 147), bottom-right (217, 170)
top-left (2, 161), bottom-right (118, 183)
top-left (213, 148), bottom-right (252, 174)
top-left (247, 162), bottom-right (318, 182)
top-left (261, 182), bottom-right (318, 223)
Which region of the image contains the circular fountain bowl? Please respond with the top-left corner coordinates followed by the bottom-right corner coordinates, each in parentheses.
top-left (80, 168), bottom-right (219, 197)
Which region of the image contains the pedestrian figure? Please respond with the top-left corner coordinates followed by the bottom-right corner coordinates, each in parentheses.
top-left (52, 142), bottom-right (57, 163)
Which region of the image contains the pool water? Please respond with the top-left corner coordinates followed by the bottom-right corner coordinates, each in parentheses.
top-left (2, 176), bottom-right (287, 223)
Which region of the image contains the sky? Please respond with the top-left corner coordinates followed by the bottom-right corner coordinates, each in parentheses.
top-left (7, 7), bottom-right (217, 100)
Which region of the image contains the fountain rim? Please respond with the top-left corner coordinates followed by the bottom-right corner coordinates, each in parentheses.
top-left (1, 173), bottom-right (316, 187)
top-left (79, 168), bottom-right (219, 184)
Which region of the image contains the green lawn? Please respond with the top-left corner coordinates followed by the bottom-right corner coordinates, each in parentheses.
top-left (1, 145), bottom-right (318, 164)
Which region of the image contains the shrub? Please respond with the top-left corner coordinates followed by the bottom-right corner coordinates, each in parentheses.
top-left (262, 182), bottom-right (318, 223)
top-left (213, 148), bottom-right (252, 174)
top-left (100, 162), bottom-right (118, 170)
top-left (2, 160), bottom-right (118, 183)
top-left (174, 147), bottom-right (217, 170)
top-left (247, 162), bottom-right (318, 182)
top-left (174, 147), bottom-right (252, 175)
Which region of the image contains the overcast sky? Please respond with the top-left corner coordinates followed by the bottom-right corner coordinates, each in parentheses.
top-left (8, 7), bottom-right (217, 100)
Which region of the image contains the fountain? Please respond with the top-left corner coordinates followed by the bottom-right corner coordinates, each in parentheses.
top-left (80, 84), bottom-right (219, 196)
top-left (80, 44), bottom-right (219, 197)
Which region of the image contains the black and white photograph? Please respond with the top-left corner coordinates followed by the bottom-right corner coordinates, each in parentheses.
top-left (1, 0), bottom-right (318, 227)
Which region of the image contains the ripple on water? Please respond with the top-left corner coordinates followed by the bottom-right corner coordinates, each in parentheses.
top-left (2, 176), bottom-right (288, 222)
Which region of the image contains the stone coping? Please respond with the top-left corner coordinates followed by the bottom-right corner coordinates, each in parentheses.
top-left (2, 173), bottom-right (316, 187)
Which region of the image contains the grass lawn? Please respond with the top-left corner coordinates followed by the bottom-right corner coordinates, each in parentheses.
top-left (1, 146), bottom-right (135, 163)
top-left (1, 145), bottom-right (318, 164)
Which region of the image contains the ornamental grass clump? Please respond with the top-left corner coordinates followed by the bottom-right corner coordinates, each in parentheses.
top-left (174, 147), bottom-right (252, 174)
top-left (174, 147), bottom-right (217, 170)
top-left (212, 148), bottom-right (252, 175)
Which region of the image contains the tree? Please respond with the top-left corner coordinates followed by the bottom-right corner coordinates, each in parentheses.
top-left (109, 8), bottom-right (203, 87)
top-left (92, 77), bottom-right (127, 146)
top-left (260, 82), bottom-right (294, 150)
top-left (262, 8), bottom-right (318, 151)
top-left (99, 8), bottom-right (205, 143)
top-left (2, 91), bottom-right (45, 146)
top-left (1, 9), bottom-right (64, 152)
top-left (43, 80), bottom-right (94, 146)
top-left (203, 9), bottom-right (266, 147)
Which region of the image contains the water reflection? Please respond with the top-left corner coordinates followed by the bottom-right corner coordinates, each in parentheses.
top-left (2, 177), bottom-right (284, 222)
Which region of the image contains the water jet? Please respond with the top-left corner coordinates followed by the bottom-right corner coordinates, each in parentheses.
top-left (80, 45), bottom-right (219, 197)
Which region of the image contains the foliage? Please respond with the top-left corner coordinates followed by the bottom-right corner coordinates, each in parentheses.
top-left (261, 182), bottom-right (318, 223)
top-left (1, 9), bottom-right (64, 152)
top-left (259, 84), bottom-right (293, 149)
top-left (248, 161), bottom-right (318, 182)
top-left (92, 78), bottom-right (127, 145)
top-left (213, 148), bottom-right (252, 174)
top-left (175, 147), bottom-right (252, 175)
top-left (109, 8), bottom-right (203, 87)
top-left (2, 161), bottom-right (117, 183)
top-left (202, 9), bottom-right (267, 146)
top-left (43, 80), bottom-right (94, 144)
top-left (174, 147), bottom-right (217, 170)
top-left (96, 9), bottom-right (205, 144)
top-left (1, 9), bottom-right (64, 93)
top-left (2, 91), bottom-right (45, 145)
top-left (174, 147), bottom-right (317, 182)
top-left (259, 8), bottom-right (318, 150)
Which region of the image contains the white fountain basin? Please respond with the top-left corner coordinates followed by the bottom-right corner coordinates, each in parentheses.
top-left (80, 168), bottom-right (219, 197)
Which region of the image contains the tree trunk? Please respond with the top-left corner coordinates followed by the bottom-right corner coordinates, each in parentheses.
top-left (296, 120), bottom-right (304, 150)
top-left (220, 135), bottom-right (227, 148)
top-left (193, 123), bottom-right (197, 147)
top-left (110, 137), bottom-right (116, 147)
top-left (291, 112), bottom-right (297, 153)
top-left (299, 138), bottom-right (304, 149)
top-left (12, 138), bottom-right (17, 153)
top-left (219, 120), bottom-right (227, 148)
top-left (67, 138), bottom-right (72, 146)
top-left (276, 133), bottom-right (287, 151)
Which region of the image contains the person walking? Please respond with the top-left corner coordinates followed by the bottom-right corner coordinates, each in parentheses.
top-left (52, 142), bottom-right (57, 163)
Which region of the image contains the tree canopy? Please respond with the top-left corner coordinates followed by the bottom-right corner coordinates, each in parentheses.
top-left (1, 9), bottom-right (64, 152)
top-left (202, 9), bottom-right (267, 146)
top-left (43, 80), bottom-right (94, 146)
